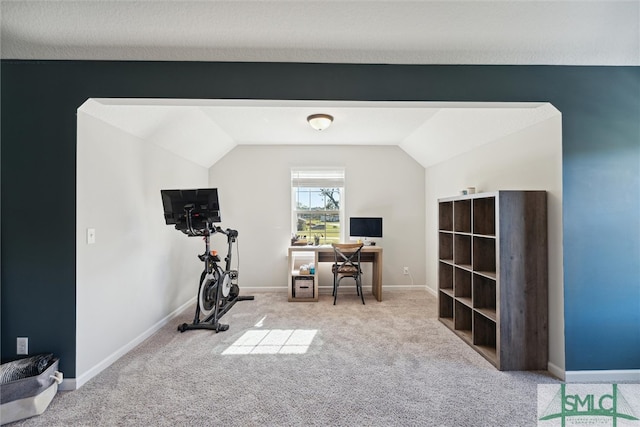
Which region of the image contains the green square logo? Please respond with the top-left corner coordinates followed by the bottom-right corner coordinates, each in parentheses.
top-left (538, 384), bottom-right (640, 426)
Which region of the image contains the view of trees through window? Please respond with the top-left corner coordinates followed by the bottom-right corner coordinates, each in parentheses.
top-left (294, 187), bottom-right (341, 244)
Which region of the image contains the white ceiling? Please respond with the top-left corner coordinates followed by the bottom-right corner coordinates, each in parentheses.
top-left (79, 99), bottom-right (559, 168)
top-left (1, 1), bottom-right (638, 65)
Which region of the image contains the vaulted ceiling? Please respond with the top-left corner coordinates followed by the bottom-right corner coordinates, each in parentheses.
top-left (79, 99), bottom-right (559, 168)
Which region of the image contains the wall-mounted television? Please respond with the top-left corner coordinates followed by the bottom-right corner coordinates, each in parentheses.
top-left (349, 217), bottom-right (383, 238)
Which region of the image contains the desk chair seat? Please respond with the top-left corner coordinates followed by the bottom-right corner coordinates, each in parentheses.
top-left (331, 243), bottom-right (365, 305)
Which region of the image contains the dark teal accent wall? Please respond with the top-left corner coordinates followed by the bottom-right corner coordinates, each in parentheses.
top-left (2, 61), bottom-right (638, 376)
top-left (561, 69), bottom-right (640, 369)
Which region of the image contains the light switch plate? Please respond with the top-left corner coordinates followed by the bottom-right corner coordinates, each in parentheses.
top-left (87, 228), bottom-right (96, 244)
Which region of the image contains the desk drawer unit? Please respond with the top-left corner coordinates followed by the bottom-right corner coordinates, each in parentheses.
top-left (293, 276), bottom-right (314, 298)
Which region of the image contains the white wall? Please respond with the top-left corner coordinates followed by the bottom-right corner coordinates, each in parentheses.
top-left (76, 110), bottom-right (207, 385)
top-left (75, 103), bottom-right (561, 384)
top-left (208, 145), bottom-right (426, 291)
top-left (423, 114), bottom-right (564, 372)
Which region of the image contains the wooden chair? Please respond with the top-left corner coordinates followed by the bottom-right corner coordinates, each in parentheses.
top-left (331, 243), bottom-right (365, 305)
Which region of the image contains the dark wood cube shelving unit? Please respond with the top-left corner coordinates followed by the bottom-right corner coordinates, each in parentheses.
top-left (437, 191), bottom-right (548, 371)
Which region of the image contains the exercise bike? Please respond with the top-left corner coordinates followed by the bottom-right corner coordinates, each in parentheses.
top-left (160, 188), bottom-right (253, 333)
top-left (178, 222), bottom-right (253, 333)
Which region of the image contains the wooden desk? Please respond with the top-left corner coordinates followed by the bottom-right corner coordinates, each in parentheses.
top-left (288, 245), bottom-right (383, 302)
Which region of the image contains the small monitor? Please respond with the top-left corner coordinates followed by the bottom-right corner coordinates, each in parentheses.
top-left (349, 217), bottom-right (383, 238)
top-left (161, 188), bottom-right (221, 232)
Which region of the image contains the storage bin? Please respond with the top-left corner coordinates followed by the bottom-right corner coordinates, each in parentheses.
top-left (294, 276), bottom-right (314, 298)
top-left (1, 354), bottom-right (63, 425)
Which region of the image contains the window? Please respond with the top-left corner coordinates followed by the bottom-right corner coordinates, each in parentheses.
top-left (291, 168), bottom-right (344, 245)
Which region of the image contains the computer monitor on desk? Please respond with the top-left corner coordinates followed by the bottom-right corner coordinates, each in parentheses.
top-left (349, 217), bottom-right (382, 245)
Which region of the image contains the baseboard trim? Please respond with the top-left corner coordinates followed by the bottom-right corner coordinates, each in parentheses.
top-left (241, 286), bottom-right (288, 293)
top-left (242, 285), bottom-right (429, 294)
top-left (425, 286), bottom-right (437, 297)
top-left (68, 297), bottom-right (196, 390)
top-left (547, 362), bottom-right (565, 381)
top-left (564, 369), bottom-right (640, 383)
top-left (318, 285), bottom-right (428, 295)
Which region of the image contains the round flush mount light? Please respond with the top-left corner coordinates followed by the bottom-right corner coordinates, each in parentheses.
top-left (307, 114), bottom-right (333, 131)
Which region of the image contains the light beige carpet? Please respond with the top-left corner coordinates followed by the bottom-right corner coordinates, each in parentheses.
top-left (10, 290), bottom-right (559, 426)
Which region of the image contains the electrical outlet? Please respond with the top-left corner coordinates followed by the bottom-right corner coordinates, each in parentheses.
top-left (17, 337), bottom-right (28, 355)
top-left (403, 267), bottom-right (409, 275)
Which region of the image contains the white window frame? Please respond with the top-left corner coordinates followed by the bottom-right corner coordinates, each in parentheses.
top-left (291, 168), bottom-right (345, 244)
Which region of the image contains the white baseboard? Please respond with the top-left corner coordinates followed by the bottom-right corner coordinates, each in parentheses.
top-left (383, 285), bottom-right (431, 292)
top-left (547, 362), bottom-right (565, 380)
top-left (242, 285), bottom-right (430, 294)
top-left (241, 286), bottom-right (288, 293)
top-left (564, 369), bottom-right (640, 383)
top-left (318, 285), bottom-right (429, 294)
top-left (66, 297), bottom-right (195, 391)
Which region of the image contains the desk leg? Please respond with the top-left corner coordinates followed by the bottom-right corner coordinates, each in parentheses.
top-left (372, 252), bottom-right (382, 302)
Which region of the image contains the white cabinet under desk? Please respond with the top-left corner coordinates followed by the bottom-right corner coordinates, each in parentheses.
top-left (287, 245), bottom-right (383, 302)
top-left (288, 247), bottom-right (318, 302)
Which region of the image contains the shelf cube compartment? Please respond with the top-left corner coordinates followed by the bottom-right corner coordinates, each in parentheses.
top-left (439, 201), bottom-right (453, 231)
top-left (293, 276), bottom-right (314, 298)
top-left (439, 292), bottom-right (454, 319)
top-left (439, 262), bottom-right (453, 290)
top-left (473, 197), bottom-right (496, 236)
top-left (473, 274), bottom-right (497, 321)
top-left (454, 300), bottom-right (472, 333)
top-left (439, 232), bottom-right (453, 261)
top-left (291, 251), bottom-right (316, 275)
top-left (454, 267), bottom-right (472, 301)
top-left (454, 234), bottom-right (472, 267)
top-left (473, 311), bottom-right (497, 349)
top-left (473, 236), bottom-right (496, 275)
top-left (454, 199), bottom-right (472, 233)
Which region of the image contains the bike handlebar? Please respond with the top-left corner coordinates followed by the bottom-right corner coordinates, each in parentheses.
top-left (213, 226), bottom-right (238, 238)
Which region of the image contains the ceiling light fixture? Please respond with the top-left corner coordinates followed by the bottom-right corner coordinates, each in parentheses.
top-left (307, 114), bottom-right (333, 131)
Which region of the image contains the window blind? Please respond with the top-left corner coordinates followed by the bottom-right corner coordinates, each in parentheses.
top-left (291, 168), bottom-right (345, 188)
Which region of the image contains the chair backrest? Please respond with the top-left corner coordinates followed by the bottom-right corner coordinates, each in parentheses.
top-left (332, 243), bottom-right (364, 273)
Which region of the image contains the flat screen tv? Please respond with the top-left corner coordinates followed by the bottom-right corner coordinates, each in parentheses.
top-left (349, 217), bottom-right (383, 238)
top-left (161, 188), bottom-right (221, 232)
